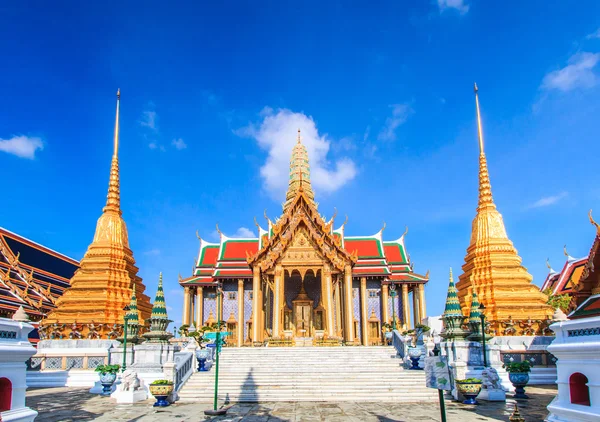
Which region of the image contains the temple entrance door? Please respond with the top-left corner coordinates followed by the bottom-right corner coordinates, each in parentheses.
top-left (294, 303), bottom-right (312, 337)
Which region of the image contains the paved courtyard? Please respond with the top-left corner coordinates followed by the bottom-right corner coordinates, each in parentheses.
top-left (26, 385), bottom-right (556, 421)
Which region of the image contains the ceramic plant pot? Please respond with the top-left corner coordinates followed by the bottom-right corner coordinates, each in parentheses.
top-left (456, 382), bottom-right (482, 405)
top-left (99, 372), bottom-right (117, 395)
top-left (149, 383), bottom-right (174, 407)
top-left (407, 346), bottom-right (423, 370)
top-left (508, 372), bottom-right (530, 399)
top-left (196, 349), bottom-right (210, 372)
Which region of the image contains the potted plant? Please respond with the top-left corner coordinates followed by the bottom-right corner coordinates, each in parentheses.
top-left (149, 379), bottom-right (174, 407)
top-left (95, 364), bottom-right (120, 395)
top-left (456, 378), bottom-right (483, 404)
top-left (503, 361), bottom-right (532, 399)
top-left (382, 323), bottom-right (393, 341)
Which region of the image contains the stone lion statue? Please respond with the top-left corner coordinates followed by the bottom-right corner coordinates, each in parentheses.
top-left (482, 367), bottom-right (505, 391)
top-left (121, 369), bottom-right (141, 391)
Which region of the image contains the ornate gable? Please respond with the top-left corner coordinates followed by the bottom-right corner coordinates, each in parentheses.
top-left (247, 188), bottom-right (356, 273)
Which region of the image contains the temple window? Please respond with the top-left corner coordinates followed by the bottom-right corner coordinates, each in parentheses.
top-left (227, 321), bottom-right (236, 333)
top-left (206, 293), bottom-right (216, 299)
top-left (248, 292), bottom-right (253, 300)
top-left (569, 372), bottom-right (591, 406)
top-left (0, 377), bottom-right (11, 412)
top-left (368, 290), bottom-right (379, 298)
top-left (228, 292), bottom-right (236, 300)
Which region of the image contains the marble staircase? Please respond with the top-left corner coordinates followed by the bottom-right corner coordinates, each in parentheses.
top-left (178, 346), bottom-right (437, 402)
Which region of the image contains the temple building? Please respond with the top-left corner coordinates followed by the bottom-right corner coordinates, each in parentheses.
top-left (40, 90), bottom-right (152, 339)
top-left (456, 84), bottom-right (552, 334)
top-left (179, 130), bottom-right (429, 346)
top-left (541, 247), bottom-right (587, 297)
top-left (0, 227), bottom-right (79, 343)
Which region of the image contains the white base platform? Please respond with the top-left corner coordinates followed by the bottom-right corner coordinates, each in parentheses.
top-left (0, 407), bottom-right (38, 422)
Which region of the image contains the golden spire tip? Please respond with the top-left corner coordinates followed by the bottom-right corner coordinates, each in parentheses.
top-left (474, 82), bottom-right (478, 93)
top-left (117, 88), bottom-right (120, 98)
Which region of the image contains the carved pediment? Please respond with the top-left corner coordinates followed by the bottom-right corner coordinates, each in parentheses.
top-left (248, 192), bottom-right (355, 272)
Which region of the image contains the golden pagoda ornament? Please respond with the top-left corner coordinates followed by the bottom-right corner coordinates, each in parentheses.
top-left (456, 84), bottom-right (552, 335)
top-left (41, 90), bottom-right (152, 339)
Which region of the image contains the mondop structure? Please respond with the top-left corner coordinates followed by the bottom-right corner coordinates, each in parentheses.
top-left (179, 130), bottom-right (429, 346)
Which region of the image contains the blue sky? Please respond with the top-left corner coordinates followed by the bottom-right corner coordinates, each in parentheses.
top-left (1, 1), bottom-right (600, 328)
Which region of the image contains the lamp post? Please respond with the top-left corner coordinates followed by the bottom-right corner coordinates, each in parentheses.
top-left (479, 303), bottom-right (487, 367)
top-left (390, 283), bottom-right (398, 331)
top-left (122, 305), bottom-right (131, 372)
top-left (205, 283), bottom-right (226, 416)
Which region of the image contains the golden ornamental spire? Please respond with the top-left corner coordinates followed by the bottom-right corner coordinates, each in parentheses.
top-left (283, 129), bottom-right (315, 210)
top-left (104, 89), bottom-right (122, 215)
top-left (474, 83), bottom-right (495, 210)
top-left (457, 83), bottom-right (552, 333)
top-left (41, 89), bottom-right (152, 339)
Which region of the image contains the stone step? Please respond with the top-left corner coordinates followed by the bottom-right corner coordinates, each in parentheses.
top-left (178, 347), bottom-right (433, 402)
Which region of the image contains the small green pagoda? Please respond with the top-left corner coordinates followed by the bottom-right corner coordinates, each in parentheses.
top-left (143, 272), bottom-right (173, 343)
top-left (440, 268), bottom-right (469, 340)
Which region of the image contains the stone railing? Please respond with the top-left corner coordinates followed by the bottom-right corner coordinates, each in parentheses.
top-left (392, 330), bottom-right (407, 359)
top-left (500, 350), bottom-right (557, 367)
top-left (163, 351), bottom-right (194, 391)
top-left (27, 351), bottom-right (108, 371)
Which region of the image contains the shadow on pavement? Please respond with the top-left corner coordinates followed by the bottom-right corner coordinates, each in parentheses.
top-left (26, 387), bottom-right (102, 422)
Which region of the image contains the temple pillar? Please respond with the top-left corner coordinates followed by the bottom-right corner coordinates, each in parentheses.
top-left (360, 277), bottom-right (368, 346)
top-left (273, 265), bottom-right (283, 338)
top-left (402, 284), bottom-right (410, 329)
top-left (381, 284), bottom-right (389, 325)
top-left (322, 265), bottom-right (335, 337)
top-left (418, 283), bottom-right (427, 319)
top-left (343, 265), bottom-right (354, 343)
top-left (413, 286), bottom-right (421, 326)
top-left (334, 277), bottom-right (342, 336)
top-left (195, 287), bottom-right (203, 327)
top-left (252, 266), bottom-right (261, 344)
top-left (182, 286), bottom-right (192, 326)
top-left (237, 279), bottom-right (244, 347)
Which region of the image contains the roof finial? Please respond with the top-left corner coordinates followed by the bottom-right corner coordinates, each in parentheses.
top-left (297, 128), bottom-right (302, 143)
top-left (114, 89), bottom-right (120, 157)
top-left (215, 223), bottom-right (223, 237)
top-left (589, 209), bottom-right (600, 235)
top-left (103, 89), bottom-right (122, 214)
top-left (402, 226), bottom-right (409, 238)
top-left (474, 83), bottom-right (484, 155)
top-left (473, 84), bottom-right (495, 209)
top-left (546, 258), bottom-right (555, 273)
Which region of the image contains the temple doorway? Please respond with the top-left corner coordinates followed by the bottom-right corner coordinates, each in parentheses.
top-left (284, 269), bottom-right (322, 340)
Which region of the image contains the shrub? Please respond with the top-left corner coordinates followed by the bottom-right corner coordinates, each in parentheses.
top-left (95, 364), bottom-right (120, 374)
top-left (151, 379), bottom-right (173, 385)
top-left (503, 361), bottom-right (532, 373)
top-left (456, 378), bottom-right (482, 384)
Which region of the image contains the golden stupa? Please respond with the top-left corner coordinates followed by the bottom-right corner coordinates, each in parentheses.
top-left (42, 90), bottom-right (152, 339)
top-left (456, 84), bottom-right (552, 335)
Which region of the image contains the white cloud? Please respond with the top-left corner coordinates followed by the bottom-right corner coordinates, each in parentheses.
top-left (172, 138), bottom-right (187, 150)
top-left (585, 28), bottom-right (600, 39)
top-left (148, 142), bottom-right (165, 152)
top-left (140, 110), bottom-right (157, 131)
top-left (232, 227), bottom-right (255, 238)
top-left (143, 248), bottom-right (161, 256)
top-left (377, 104), bottom-right (413, 142)
top-left (236, 108), bottom-right (357, 199)
top-left (528, 192), bottom-right (568, 209)
top-left (0, 135), bottom-right (43, 159)
top-left (541, 52), bottom-right (600, 92)
top-left (437, 0), bottom-right (469, 14)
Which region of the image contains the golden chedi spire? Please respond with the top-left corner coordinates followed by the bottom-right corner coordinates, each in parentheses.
top-left (283, 129), bottom-right (316, 210)
top-left (456, 84), bottom-right (551, 335)
top-left (42, 90), bottom-right (152, 339)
